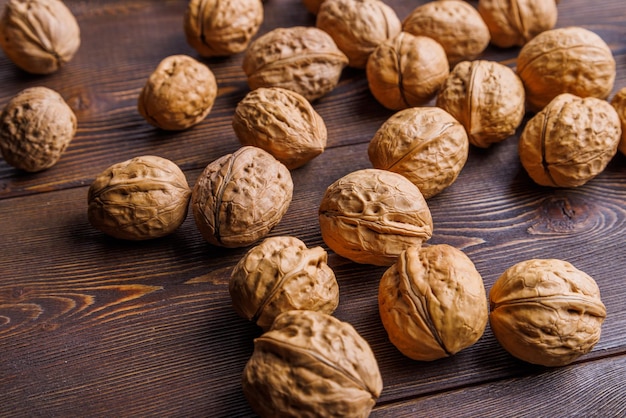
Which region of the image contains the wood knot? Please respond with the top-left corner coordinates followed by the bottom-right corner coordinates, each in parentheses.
top-left (528, 195), bottom-right (594, 235)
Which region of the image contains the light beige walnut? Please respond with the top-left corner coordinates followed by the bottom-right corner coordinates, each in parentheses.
top-left (319, 168), bottom-right (433, 266)
top-left (610, 87), bottom-right (626, 156)
top-left (0, 86), bottom-right (76, 172)
top-left (0, 0), bottom-right (80, 74)
top-left (242, 310), bottom-right (382, 417)
top-left (229, 236), bottom-right (339, 330)
top-left (138, 55), bottom-right (217, 131)
top-left (490, 259), bottom-right (607, 367)
top-left (437, 60), bottom-right (526, 148)
top-left (366, 32), bottom-right (449, 110)
top-left (519, 93), bottom-right (621, 188)
top-left (232, 87), bottom-right (327, 169)
top-left (517, 27), bottom-right (616, 112)
top-left (368, 107), bottom-right (468, 198)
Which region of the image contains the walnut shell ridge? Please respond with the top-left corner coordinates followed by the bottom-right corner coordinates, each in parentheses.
top-left (610, 87), bottom-right (626, 156)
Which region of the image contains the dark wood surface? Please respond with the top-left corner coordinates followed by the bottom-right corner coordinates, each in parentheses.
top-left (1, 0), bottom-right (625, 416)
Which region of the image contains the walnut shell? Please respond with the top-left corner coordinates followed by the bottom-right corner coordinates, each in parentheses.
top-left (232, 87), bottom-right (327, 169)
top-left (184, 0), bottom-right (263, 57)
top-left (319, 168), bottom-right (433, 266)
top-left (610, 87), bottom-right (626, 156)
top-left (403, 0), bottom-right (490, 66)
top-left (517, 27), bottom-right (616, 112)
top-left (242, 26), bottom-right (349, 102)
top-left (302, 0), bottom-right (325, 14)
top-left (519, 93), bottom-right (621, 188)
top-left (138, 55), bottom-right (217, 131)
top-left (478, 0), bottom-right (557, 48)
top-left (242, 310), bottom-right (382, 417)
top-left (229, 236), bottom-right (339, 330)
top-left (489, 259), bottom-right (607, 367)
top-left (436, 60), bottom-right (526, 148)
top-left (0, 86), bottom-right (76, 172)
top-left (379, 244), bottom-right (488, 361)
top-left (0, 0), bottom-right (80, 74)
top-left (316, 0), bottom-right (401, 69)
top-left (366, 31), bottom-right (449, 110)
top-left (192, 146), bottom-right (293, 248)
top-left (368, 107), bottom-right (468, 198)
top-left (87, 156), bottom-right (191, 240)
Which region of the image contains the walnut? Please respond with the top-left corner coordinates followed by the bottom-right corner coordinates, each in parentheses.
top-left (87, 156), bottom-right (191, 240)
top-left (516, 27), bottom-right (616, 112)
top-left (242, 310), bottom-right (382, 417)
top-left (436, 60), bottom-right (526, 148)
top-left (0, 86), bottom-right (76, 172)
top-left (368, 107), bottom-right (468, 198)
top-left (232, 87), bottom-right (327, 169)
top-left (229, 236), bottom-right (339, 330)
top-left (319, 168), bottom-right (433, 266)
top-left (403, 0), bottom-right (490, 66)
top-left (184, 0), bottom-right (263, 57)
top-left (379, 244), bottom-right (488, 361)
top-left (316, 0), bottom-right (401, 69)
top-left (302, 0), bottom-right (325, 14)
top-left (366, 31), bottom-right (449, 110)
top-left (518, 93), bottom-right (621, 188)
top-left (242, 26), bottom-right (349, 102)
top-left (489, 259), bottom-right (607, 367)
top-left (138, 55), bottom-right (217, 131)
top-left (0, 0), bottom-right (80, 74)
top-left (610, 87), bottom-right (626, 156)
top-left (191, 146), bottom-right (293, 248)
top-left (478, 0), bottom-right (557, 48)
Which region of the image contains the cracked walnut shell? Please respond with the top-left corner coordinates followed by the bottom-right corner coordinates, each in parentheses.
top-left (610, 87), bottom-right (626, 156)
top-left (490, 259), bottom-right (607, 367)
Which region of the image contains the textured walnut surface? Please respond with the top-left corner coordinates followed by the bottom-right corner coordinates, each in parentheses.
top-left (610, 87), bottom-right (626, 156)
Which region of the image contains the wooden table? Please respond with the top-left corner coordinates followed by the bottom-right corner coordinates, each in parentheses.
top-left (1, 0), bottom-right (625, 416)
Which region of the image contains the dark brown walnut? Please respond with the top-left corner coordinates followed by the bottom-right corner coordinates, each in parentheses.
top-left (184, 0), bottom-right (263, 57)
top-left (87, 156), bottom-right (191, 240)
top-left (490, 259), bottom-right (607, 367)
top-left (229, 236), bottom-right (339, 330)
top-left (368, 107), bottom-right (468, 199)
top-left (517, 27), bottom-right (616, 112)
top-left (366, 31), bottom-right (449, 110)
top-left (436, 60), bottom-right (526, 148)
top-left (192, 146), bottom-right (293, 248)
top-left (302, 0), bottom-right (325, 14)
top-left (232, 87), bottom-right (327, 169)
top-left (242, 310), bottom-right (382, 417)
top-left (379, 244), bottom-right (488, 361)
top-left (242, 26), bottom-right (349, 102)
top-left (319, 168), bottom-right (433, 266)
top-left (316, 0), bottom-right (401, 69)
top-left (138, 54), bottom-right (217, 131)
top-left (519, 93), bottom-right (621, 188)
top-left (478, 0), bottom-right (557, 48)
top-left (0, 0), bottom-right (80, 74)
top-left (0, 86), bottom-right (76, 172)
top-left (403, 0), bottom-right (490, 66)
top-left (610, 87), bottom-right (626, 156)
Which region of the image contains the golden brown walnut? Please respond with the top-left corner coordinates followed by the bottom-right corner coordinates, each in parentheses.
top-left (138, 55), bottom-right (217, 131)
top-left (229, 236), bottom-right (339, 330)
top-left (478, 0), bottom-right (557, 48)
top-left (519, 93), bottom-right (621, 188)
top-left (242, 26), bottom-right (349, 101)
top-left (87, 156), bottom-right (191, 240)
top-left (379, 245), bottom-right (488, 361)
top-left (436, 60), bottom-right (526, 148)
top-left (610, 87), bottom-right (626, 156)
top-left (232, 87), bottom-right (327, 169)
top-left (319, 168), bottom-right (433, 266)
top-left (0, 86), bottom-right (76, 172)
top-left (302, 0), bottom-right (325, 14)
top-left (0, 0), bottom-right (80, 74)
top-left (192, 146), bottom-right (293, 248)
top-left (517, 27), bottom-right (616, 112)
top-left (184, 0), bottom-right (263, 57)
top-left (242, 310), bottom-right (382, 417)
top-left (490, 259), bottom-right (607, 367)
top-left (316, 0), bottom-right (401, 69)
top-left (366, 32), bottom-right (449, 110)
top-left (403, 0), bottom-right (490, 66)
top-left (368, 107), bottom-right (468, 198)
